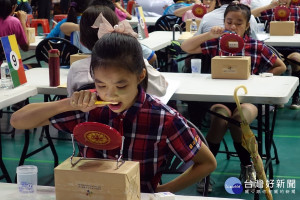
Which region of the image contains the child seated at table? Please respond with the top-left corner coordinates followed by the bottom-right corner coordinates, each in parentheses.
top-left (46, 0), bottom-right (92, 39)
top-left (251, 0), bottom-right (300, 109)
top-left (10, 23), bottom-right (217, 193)
top-left (92, 0), bottom-right (131, 21)
top-left (0, 0), bottom-right (29, 53)
top-left (181, 2), bottom-right (286, 190)
top-left (174, 0), bottom-right (219, 21)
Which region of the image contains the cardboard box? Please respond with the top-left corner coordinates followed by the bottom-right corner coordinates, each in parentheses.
top-left (54, 157), bottom-right (140, 200)
top-left (26, 27), bottom-right (35, 43)
top-left (211, 56), bottom-right (251, 79)
top-left (185, 19), bottom-right (201, 32)
top-left (269, 21), bottom-right (295, 36)
top-left (70, 53), bottom-right (91, 65)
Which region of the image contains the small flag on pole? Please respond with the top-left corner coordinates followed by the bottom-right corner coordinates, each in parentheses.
top-left (135, 6), bottom-right (149, 39)
top-left (1, 34), bottom-right (27, 88)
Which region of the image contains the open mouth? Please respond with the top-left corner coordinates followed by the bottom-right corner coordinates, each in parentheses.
top-left (108, 102), bottom-right (122, 111)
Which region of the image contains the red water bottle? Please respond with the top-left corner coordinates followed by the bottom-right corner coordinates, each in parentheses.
top-left (48, 49), bottom-right (60, 87)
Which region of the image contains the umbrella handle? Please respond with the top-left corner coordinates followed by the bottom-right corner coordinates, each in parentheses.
top-left (233, 85), bottom-right (248, 123)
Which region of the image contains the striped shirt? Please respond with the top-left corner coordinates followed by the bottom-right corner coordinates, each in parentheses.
top-left (50, 87), bottom-right (202, 192)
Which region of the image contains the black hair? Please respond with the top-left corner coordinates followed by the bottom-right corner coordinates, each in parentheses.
top-left (66, 0), bottom-right (92, 23)
top-left (224, 3), bottom-right (251, 35)
top-left (220, 0), bottom-right (234, 5)
top-left (224, 3), bottom-right (251, 23)
top-left (91, 0), bottom-right (116, 11)
top-left (80, 5), bottom-right (119, 50)
top-left (90, 32), bottom-right (148, 91)
top-left (0, 0), bottom-right (15, 19)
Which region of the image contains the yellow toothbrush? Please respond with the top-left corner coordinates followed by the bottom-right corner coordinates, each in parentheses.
top-left (95, 101), bottom-right (118, 105)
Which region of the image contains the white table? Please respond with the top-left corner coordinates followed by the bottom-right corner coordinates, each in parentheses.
top-left (0, 85), bottom-right (37, 110)
top-left (0, 183), bottom-right (245, 200)
top-left (29, 36), bottom-right (44, 50)
top-left (127, 16), bottom-right (160, 26)
top-left (25, 69), bottom-right (299, 105)
top-left (25, 68), bottom-right (68, 95)
top-left (161, 73), bottom-right (299, 104)
top-left (255, 33), bottom-right (300, 47)
top-left (139, 31), bottom-right (180, 51)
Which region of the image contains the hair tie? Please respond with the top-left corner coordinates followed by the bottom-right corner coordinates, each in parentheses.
top-left (70, 1), bottom-right (77, 8)
top-left (91, 13), bottom-right (138, 39)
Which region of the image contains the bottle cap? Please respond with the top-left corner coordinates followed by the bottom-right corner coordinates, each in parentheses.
top-left (48, 49), bottom-right (60, 57)
top-left (48, 49), bottom-right (59, 54)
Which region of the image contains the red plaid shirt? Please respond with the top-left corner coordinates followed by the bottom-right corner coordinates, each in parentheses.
top-left (50, 87), bottom-right (202, 193)
top-left (200, 35), bottom-right (277, 74)
top-left (260, 5), bottom-right (300, 33)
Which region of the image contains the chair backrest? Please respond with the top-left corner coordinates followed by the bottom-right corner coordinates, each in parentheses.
top-left (154, 15), bottom-right (185, 31)
top-left (35, 37), bottom-right (81, 67)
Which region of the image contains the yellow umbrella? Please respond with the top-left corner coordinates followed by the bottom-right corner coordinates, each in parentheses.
top-left (234, 85), bottom-right (273, 200)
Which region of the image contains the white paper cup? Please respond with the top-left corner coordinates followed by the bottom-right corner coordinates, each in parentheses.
top-left (191, 59), bottom-right (202, 73)
top-left (17, 165), bottom-right (38, 199)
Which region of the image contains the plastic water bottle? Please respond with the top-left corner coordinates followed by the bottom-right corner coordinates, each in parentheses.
top-left (1, 61), bottom-right (13, 89)
top-left (190, 18), bottom-right (198, 34)
top-left (137, 23), bottom-right (143, 40)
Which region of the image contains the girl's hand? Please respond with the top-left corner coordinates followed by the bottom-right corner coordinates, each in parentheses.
top-left (270, 0), bottom-right (280, 8)
top-left (114, 2), bottom-right (122, 9)
top-left (209, 26), bottom-right (225, 39)
top-left (15, 11), bottom-right (27, 24)
top-left (70, 90), bottom-right (102, 112)
top-left (194, 0), bottom-right (202, 5)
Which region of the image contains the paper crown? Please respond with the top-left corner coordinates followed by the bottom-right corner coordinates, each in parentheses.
top-left (274, 6), bottom-right (290, 21)
top-left (219, 31), bottom-right (244, 54)
top-left (192, 4), bottom-right (207, 18)
top-left (74, 122), bottom-right (122, 150)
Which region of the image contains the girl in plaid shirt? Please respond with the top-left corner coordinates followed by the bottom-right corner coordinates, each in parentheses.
top-left (181, 3), bottom-right (286, 188)
top-left (252, 0), bottom-right (300, 109)
top-left (11, 31), bottom-right (216, 193)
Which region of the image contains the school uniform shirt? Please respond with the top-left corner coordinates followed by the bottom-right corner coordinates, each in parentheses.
top-left (260, 6), bottom-right (300, 34)
top-left (200, 34), bottom-right (277, 74)
top-left (50, 86), bottom-right (202, 193)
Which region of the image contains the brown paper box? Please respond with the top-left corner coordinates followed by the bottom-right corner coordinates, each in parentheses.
top-left (185, 19), bottom-right (201, 32)
top-left (211, 56), bottom-right (251, 80)
top-left (26, 27), bottom-right (35, 43)
top-left (269, 21), bottom-right (295, 36)
top-left (70, 53), bottom-right (91, 65)
top-left (54, 157), bottom-right (141, 200)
